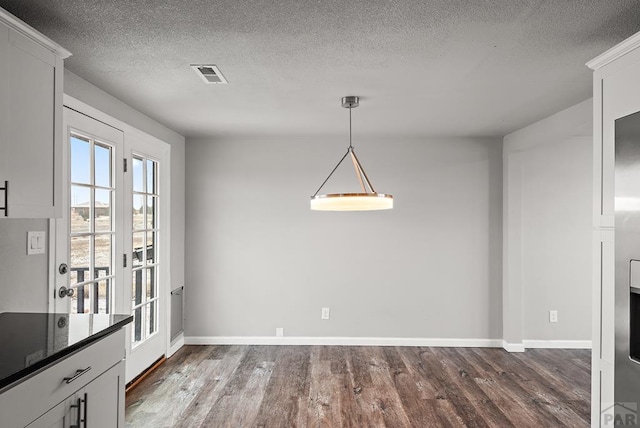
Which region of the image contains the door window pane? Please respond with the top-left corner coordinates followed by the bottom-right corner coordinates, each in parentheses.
top-left (133, 306), bottom-right (143, 344)
top-left (146, 196), bottom-right (156, 229)
top-left (146, 232), bottom-right (155, 264)
top-left (72, 284), bottom-right (91, 314)
top-left (94, 234), bottom-right (112, 272)
top-left (146, 267), bottom-right (155, 301)
top-left (94, 189), bottom-right (112, 232)
top-left (133, 269), bottom-right (143, 306)
top-left (132, 157), bottom-right (144, 192)
top-left (132, 232), bottom-right (145, 266)
top-left (71, 186), bottom-right (91, 233)
top-left (71, 135), bottom-right (90, 184)
top-left (70, 236), bottom-right (90, 283)
top-left (97, 279), bottom-right (110, 314)
top-left (94, 143), bottom-right (112, 188)
top-left (133, 195), bottom-right (144, 230)
top-left (146, 159), bottom-right (156, 194)
top-left (148, 300), bottom-right (157, 336)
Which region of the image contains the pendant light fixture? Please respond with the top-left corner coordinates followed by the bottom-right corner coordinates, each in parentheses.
top-left (310, 96), bottom-right (393, 211)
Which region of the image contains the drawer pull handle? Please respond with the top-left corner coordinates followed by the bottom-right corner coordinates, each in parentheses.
top-left (0, 181), bottom-right (7, 217)
top-left (64, 366), bottom-right (92, 384)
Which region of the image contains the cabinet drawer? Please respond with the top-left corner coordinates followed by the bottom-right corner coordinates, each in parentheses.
top-left (0, 328), bottom-right (125, 427)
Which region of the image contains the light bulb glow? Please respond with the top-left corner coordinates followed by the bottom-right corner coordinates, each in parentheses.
top-left (310, 193), bottom-right (393, 211)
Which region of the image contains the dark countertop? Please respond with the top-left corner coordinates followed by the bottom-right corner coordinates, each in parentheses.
top-left (0, 312), bottom-right (132, 392)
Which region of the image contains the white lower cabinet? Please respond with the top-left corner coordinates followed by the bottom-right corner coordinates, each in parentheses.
top-left (26, 361), bottom-right (125, 428)
top-left (0, 329), bottom-right (126, 428)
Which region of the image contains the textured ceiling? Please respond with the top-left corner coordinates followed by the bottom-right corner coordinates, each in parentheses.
top-left (1, 0), bottom-right (640, 139)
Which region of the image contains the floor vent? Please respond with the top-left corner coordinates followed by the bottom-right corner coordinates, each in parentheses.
top-left (191, 64), bottom-right (228, 84)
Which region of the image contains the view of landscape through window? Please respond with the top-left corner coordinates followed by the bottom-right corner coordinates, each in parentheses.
top-left (131, 155), bottom-right (160, 345)
top-left (69, 135), bottom-right (159, 347)
top-left (69, 134), bottom-right (114, 315)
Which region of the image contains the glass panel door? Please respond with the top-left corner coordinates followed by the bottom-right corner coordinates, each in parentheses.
top-left (131, 156), bottom-right (159, 345)
top-left (124, 134), bottom-right (168, 382)
top-left (54, 107), bottom-right (124, 315)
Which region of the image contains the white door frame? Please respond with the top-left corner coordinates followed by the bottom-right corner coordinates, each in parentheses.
top-left (49, 94), bottom-right (177, 381)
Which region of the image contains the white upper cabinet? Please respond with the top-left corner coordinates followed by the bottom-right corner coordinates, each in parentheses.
top-left (589, 34), bottom-right (640, 228)
top-left (588, 32), bottom-right (640, 427)
top-left (0, 8), bottom-right (70, 218)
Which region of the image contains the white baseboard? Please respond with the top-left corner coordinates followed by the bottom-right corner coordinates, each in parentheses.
top-left (502, 341), bottom-right (525, 353)
top-left (184, 336), bottom-right (504, 347)
top-left (184, 336), bottom-right (592, 350)
top-left (523, 340), bottom-right (592, 349)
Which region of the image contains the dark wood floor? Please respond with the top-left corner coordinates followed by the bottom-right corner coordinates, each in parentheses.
top-left (125, 345), bottom-right (590, 427)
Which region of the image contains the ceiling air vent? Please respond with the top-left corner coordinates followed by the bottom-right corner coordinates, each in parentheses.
top-left (191, 64), bottom-right (228, 84)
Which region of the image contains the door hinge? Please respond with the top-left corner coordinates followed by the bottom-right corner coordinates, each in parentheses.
top-left (123, 254), bottom-right (127, 268)
top-left (124, 158), bottom-right (128, 173)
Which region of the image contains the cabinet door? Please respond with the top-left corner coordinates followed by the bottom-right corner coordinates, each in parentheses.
top-left (26, 396), bottom-right (76, 428)
top-left (5, 26), bottom-right (60, 218)
top-left (0, 22), bottom-right (63, 219)
top-left (82, 361), bottom-right (126, 428)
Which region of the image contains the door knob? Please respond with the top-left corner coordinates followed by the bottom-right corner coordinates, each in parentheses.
top-left (58, 286), bottom-right (75, 298)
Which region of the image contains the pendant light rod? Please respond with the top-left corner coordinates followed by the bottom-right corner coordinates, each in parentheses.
top-left (312, 148), bottom-right (351, 197)
top-left (349, 106), bottom-right (353, 149)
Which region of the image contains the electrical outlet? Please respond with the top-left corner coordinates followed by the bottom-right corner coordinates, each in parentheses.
top-left (276, 327), bottom-right (284, 337)
top-left (549, 310), bottom-right (558, 323)
top-left (321, 307), bottom-right (330, 320)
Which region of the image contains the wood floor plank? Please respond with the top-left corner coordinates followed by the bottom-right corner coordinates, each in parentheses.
top-left (382, 347), bottom-right (444, 426)
top-left (171, 345), bottom-right (247, 428)
top-left (465, 349), bottom-right (571, 427)
top-left (126, 346), bottom-right (220, 427)
top-left (414, 347), bottom-right (493, 427)
top-left (436, 348), bottom-right (515, 427)
top-left (253, 345), bottom-right (312, 427)
top-left (126, 345), bottom-right (591, 427)
top-left (469, 348), bottom-right (589, 427)
top-left (201, 359), bottom-right (275, 427)
top-left (361, 347), bottom-right (414, 428)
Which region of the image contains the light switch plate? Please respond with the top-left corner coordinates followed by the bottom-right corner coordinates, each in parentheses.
top-left (27, 231), bottom-right (45, 255)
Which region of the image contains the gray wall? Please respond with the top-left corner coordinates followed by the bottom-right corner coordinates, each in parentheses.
top-left (184, 135), bottom-right (503, 339)
top-left (503, 99), bottom-right (592, 343)
top-left (0, 219), bottom-right (49, 312)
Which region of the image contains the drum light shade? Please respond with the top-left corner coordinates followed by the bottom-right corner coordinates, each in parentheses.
top-left (310, 193), bottom-right (393, 211)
